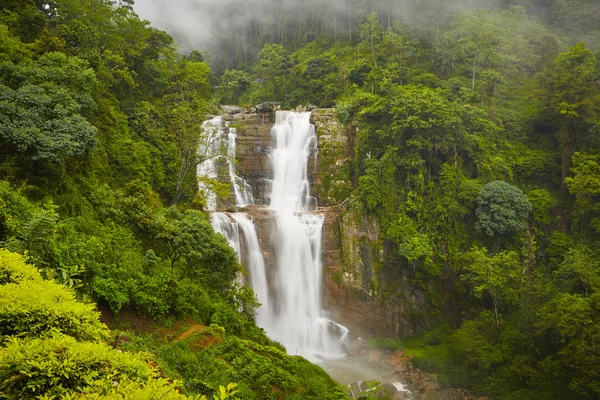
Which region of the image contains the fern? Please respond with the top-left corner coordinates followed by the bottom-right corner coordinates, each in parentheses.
top-left (3, 207), bottom-right (58, 262)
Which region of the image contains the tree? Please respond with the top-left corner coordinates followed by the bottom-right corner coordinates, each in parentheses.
top-left (546, 43), bottom-right (600, 181)
top-left (217, 69), bottom-right (251, 104)
top-left (151, 207), bottom-right (239, 289)
top-left (257, 43), bottom-right (289, 101)
top-left (387, 213), bottom-right (433, 274)
top-left (360, 12), bottom-right (383, 68)
top-left (0, 51), bottom-right (97, 166)
top-left (461, 247), bottom-right (521, 328)
top-left (475, 181), bottom-right (532, 237)
top-left (565, 152), bottom-right (600, 232)
top-left (445, 10), bottom-right (502, 91)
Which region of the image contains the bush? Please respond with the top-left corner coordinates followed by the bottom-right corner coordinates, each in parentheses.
top-left (0, 248), bottom-right (41, 284)
top-left (0, 252), bottom-right (105, 342)
top-left (0, 249), bottom-right (196, 400)
top-left (0, 335), bottom-right (184, 400)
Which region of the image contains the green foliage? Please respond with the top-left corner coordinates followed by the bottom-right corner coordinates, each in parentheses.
top-left (0, 249), bottom-right (196, 400)
top-left (475, 181), bottom-right (532, 237)
top-left (157, 327), bottom-right (349, 400)
top-left (150, 207), bottom-right (239, 289)
top-left (217, 69), bottom-right (251, 104)
top-left (454, 312), bottom-right (506, 371)
top-left (0, 50), bottom-right (97, 164)
top-left (0, 335), bottom-right (155, 398)
top-left (527, 189), bottom-right (557, 227)
top-left (460, 247), bottom-right (521, 327)
top-left (565, 152), bottom-right (600, 232)
top-left (0, 248), bottom-right (40, 284)
top-left (545, 43), bottom-right (600, 179)
top-left (255, 43), bottom-right (289, 101)
top-left (0, 252), bottom-right (105, 342)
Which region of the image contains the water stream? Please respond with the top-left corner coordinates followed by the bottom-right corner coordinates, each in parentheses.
top-left (266, 111), bottom-right (348, 359)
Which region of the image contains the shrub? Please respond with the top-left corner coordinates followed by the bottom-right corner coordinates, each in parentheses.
top-left (0, 248), bottom-right (41, 284)
top-left (0, 251), bottom-right (105, 341)
top-left (0, 335), bottom-right (183, 399)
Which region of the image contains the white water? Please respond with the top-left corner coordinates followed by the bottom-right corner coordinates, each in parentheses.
top-left (265, 111), bottom-right (347, 359)
top-left (231, 212), bottom-right (270, 326)
top-left (198, 116), bottom-right (254, 211)
top-left (211, 212), bottom-right (242, 255)
top-left (206, 111), bottom-right (347, 361)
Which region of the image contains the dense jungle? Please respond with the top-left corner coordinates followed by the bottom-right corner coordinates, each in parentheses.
top-left (0, 0), bottom-right (599, 399)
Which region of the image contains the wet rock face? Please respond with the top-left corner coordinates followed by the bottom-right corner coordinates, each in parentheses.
top-left (231, 112), bottom-right (274, 204)
top-left (322, 207), bottom-right (390, 337)
top-left (310, 108), bottom-right (352, 207)
top-left (242, 206), bottom-right (277, 288)
top-left (322, 205), bottom-right (429, 338)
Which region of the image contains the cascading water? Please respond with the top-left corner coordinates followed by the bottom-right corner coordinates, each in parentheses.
top-left (203, 111), bottom-right (347, 361)
top-left (265, 111), bottom-right (347, 359)
top-left (230, 213), bottom-right (270, 326)
top-left (198, 117), bottom-right (254, 211)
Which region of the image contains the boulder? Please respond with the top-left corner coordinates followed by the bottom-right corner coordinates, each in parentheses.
top-left (394, 362), bottom-right (407, 373)
top-left (383, 382), bottom-right (398, 393)
top-left (255, 102), bottom-right (280, 114)
top-left (393, 391), bottom-right (405, 400)
top-left (421, 385), bottom-right (440, 400)
top-left (221, 105), bottom-right (244, 115)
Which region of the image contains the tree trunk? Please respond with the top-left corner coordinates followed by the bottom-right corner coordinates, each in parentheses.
top-left (471, 55), bottom-right (477, 91)
top-left (348, 0), bottom-right (352, 41)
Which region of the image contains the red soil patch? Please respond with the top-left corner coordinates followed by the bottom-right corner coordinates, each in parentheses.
top-left (174, 325), bottom-right (205, 342)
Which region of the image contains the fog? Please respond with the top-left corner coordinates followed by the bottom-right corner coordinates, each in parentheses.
top-left (133, 0), bottom-right (505, 44)
top-left (132, 0), bottom-right (514, 71)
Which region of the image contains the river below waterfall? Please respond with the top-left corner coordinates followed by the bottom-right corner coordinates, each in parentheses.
top-left (316, 355), bottom-right (391, 384)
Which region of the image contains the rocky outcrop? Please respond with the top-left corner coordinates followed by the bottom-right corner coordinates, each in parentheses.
top-left (243, 205), bottom-right (277, 283)
top-left (345, 348), bottom-right (477, 400)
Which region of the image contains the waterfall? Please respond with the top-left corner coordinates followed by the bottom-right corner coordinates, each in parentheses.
top-left (204, 111), bottom-right (347, 361)
top-left (198, 116), bottom-right (254, 211)
top-left (230, 213), bottom-right (270, 326)
top-left (265, 111), bottom-right (347, 359)
top-left (227, 128), bottom-right (254, 207)
top-left (197, 117), bottom-right (222, 211)
top-left (211, 212), bottom-right (242, 255)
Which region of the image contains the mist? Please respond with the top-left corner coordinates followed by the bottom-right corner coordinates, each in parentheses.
top-left (133, 0), bottom-right (512, 72)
